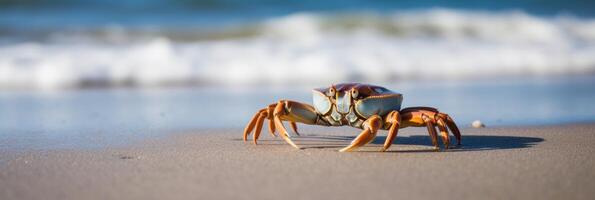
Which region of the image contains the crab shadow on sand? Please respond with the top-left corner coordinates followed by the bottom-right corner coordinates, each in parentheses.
top-left (265, 133), bottom-right (545, 153)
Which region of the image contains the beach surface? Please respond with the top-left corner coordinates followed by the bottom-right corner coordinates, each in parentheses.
top-left (1, 124), bottom-right (594, 200)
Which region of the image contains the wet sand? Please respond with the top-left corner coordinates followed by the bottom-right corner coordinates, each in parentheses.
top-left (1, 124), bottom-right (595, 200)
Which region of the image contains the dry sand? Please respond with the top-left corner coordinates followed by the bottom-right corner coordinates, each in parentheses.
top-left (1, 124), bottom-right (595, 200)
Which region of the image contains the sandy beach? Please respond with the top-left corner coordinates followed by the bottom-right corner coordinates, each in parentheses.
top-left (1, 123), bottom-right (594, 200)
top-left (2, 1), bottom-right (595, 200)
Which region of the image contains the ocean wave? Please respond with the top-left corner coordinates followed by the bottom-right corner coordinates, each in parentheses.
top-left (1, 9), bottom-right (595, 89)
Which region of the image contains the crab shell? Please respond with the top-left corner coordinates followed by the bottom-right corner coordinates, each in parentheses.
top-left (312, 83), bottom-right (403, 120)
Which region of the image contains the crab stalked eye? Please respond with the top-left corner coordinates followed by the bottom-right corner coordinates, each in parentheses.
top-left (327, 87), bottom-right (336, 97)
top-left (351, 88), bottom-right (359, 99)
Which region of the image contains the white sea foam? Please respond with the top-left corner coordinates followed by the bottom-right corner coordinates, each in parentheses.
top-left (1, 9), bottom-right (595, 89)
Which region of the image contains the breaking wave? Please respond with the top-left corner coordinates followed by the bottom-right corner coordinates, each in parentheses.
top-left (1, 9), bottom-right (595, 89)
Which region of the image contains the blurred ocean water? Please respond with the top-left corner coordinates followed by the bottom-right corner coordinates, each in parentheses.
top-left (1, 1), bottom-right (595, 89)
top-left (0, 0), bottom-right (594, 149)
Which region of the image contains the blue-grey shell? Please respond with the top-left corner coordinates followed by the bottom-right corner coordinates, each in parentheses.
top-left (312, 90), bottom-right (332, 115)
top-left (354, 93), bottom-right (402, 118)
top-left (312, 83), bottom-right (403, 118)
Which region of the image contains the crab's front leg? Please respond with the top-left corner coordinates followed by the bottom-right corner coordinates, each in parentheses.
top-left (244, 100), bottom-right (323, 149)
top-left (382, 111), bottom-right (401, 152)
top-left (339, 115), bottom-right (382, 152)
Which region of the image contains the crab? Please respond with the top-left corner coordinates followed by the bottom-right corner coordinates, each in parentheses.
top-left (243, 83), bottom-right (461, 152)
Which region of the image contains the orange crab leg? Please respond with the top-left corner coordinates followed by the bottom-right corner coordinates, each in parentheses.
top-left (339, 115), bottom-right (381, 152)
top-left (272, 100), bottom-right (323, 148)
top-left (254, 104), bottom-right (277, 139)
top-left (382, 111), bottom-right (401, 151)
top-left (441, 114), bottom-right (462, 145)
top-left (266, 104), bottom-right (277, 137)
top-left (268, 120), bottom-right (276, 136)
top-left (273, 101), bottom-right (301, 149)
top-left (253, 112), bottom-right (267, 144)
top-left (245, 100), bottom-right (319, 145)
top-left (243, 109), bottom-right (265, 141)
top-left (265, 103), bottom-right (299, 138)
top-left (290, 122), bottom-right (300, 136)
top-left (421, 114), bottom-right (440, 149)
top-left (435, 118), bottom-right (451, 149)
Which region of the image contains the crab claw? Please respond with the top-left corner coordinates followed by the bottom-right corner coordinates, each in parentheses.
top-left (274, 117), bottom-right (301, 149)
top-left (339, 129), bottom-right (376, 152)
top-left (274, 102), bottom-right (301, 149)
top-left (339, 115), bottom-right (381, 152)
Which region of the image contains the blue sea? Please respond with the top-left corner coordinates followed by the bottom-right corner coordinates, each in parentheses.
top-left (1, 0), bottom-right (594, 150)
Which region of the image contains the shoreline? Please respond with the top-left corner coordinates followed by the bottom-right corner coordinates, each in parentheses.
top-left (2, 124), bottom-right (595, 200)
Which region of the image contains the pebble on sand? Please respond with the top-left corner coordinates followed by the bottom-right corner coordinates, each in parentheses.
top-left (472, 120), bottom-right (485, 128)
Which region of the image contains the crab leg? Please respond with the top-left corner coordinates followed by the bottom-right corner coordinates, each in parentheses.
top-left (422, 114), bottom-right (440, 149)
top-left (266, 104), bottom-right (277, 137)
top-left (243, 109), bottom-right (265, 141)
top-left (246, 100), bottom-right (319, 145)
top-left (382, 111), bottom-right (401, 151)
top-left (274, 117), bottom-right (300, 149)
top-left (269, 100), bottom-right (321, 149)
top-left (252, 112), bottom-right (267, 144)
top-left (440, 114), bottom-right (462, 145)
top-left (244, 104), bottom-right (281, 141)
top-left (273, 102), bottom-right (299, 149)
top-left (435, 118), bottom-right (451, 149)
top-left (268, 119), bottom-right (276, 136)
top-left (290, 122), bottom-right (300, 136)
top-left (265, 103), bottom-right (299, 137)
top-left (339, 115), bottom-right (382, 152)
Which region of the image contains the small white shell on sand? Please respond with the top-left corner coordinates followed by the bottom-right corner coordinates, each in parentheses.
top-left (472, 120), bottom-right (485, 128)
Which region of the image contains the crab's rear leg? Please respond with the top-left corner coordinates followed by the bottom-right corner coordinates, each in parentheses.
top-left (440, 113), bottom-right (462, 145)
top-left (244, 109), bottom-right (265, 141)
top-left (290, 122), bottom-right (300, 136)
top-left (422, 114), bottom-right (440, 150)
top-left (244, 103), bottom-right (291, 142)
top-left (435, 118), bottom-right (451, 149)
top-left (252, 111), bottom-right (269, 144)
top-left (243, 108), bottom-right (271, 144)
top-left (272, 100), bottom-right (322, 149)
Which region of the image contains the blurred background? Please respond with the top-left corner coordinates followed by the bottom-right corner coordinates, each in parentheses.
top-left (1, 0), bottom-right (594, 150)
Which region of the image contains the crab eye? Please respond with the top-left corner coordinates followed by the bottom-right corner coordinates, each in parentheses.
top-left (351, 89), bottom-right (359, 99)
top-left (327, 87), bottom-right (336, 97)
